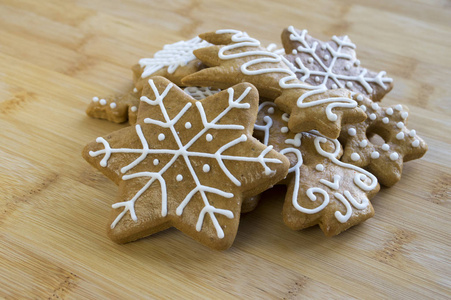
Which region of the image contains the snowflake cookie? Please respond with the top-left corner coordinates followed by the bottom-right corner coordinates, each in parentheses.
top-left (281, 26), bottom-right (393, 102)
top-left (254, 102), bottom-right (380, 236)
top-left (339, 94), bottom-right (428, 186)
top-left (182, 29), bottom-right (367, 139)
top-left (82, 76), bottom-right (289, 250)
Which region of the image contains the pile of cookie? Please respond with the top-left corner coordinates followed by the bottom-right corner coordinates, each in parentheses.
top-left (82, 26), bottom-right (427, 250)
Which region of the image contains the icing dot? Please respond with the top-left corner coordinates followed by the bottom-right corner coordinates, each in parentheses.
top-left (298, 46), bottom-right (303, 51)
top-left (371, 151), bottom-right (380, 159)
top-left (386, 108), bottom-right (394, 115)
top-left (315, 76), bottom-right (320, 83)
top-left (324, 54), bottom-right (330, 60)
top-left (331, 84), bottom-right (338, 89)
top-left (315, 164), bottom-right (324, 172)
top-left (131, 106), bottom-right (138, 112)
top-left (153, 159), bottom-right (159, 165)
top-left (99, 99), bottom-right (107, 105)
top-left (412, 140), bottom-right (420, 147)
top-left (409, 130), bottom-right (416, 137)
top-left (347, 127), bottom-right (356, 136)
top-left (390, 152), bottom-right (399, 161)
top-left (206, 133), bottom-right (213, 141)
top-left (292, 49), bottom-right (298, 54)
top-left (371, 103), bottom-right (379, 110)
top-left (360, 105), bottom-right (367, 112)
top-left (395, 104), bottom-right (403, 111)
top-left (396, 132), bottom-right (405, 140)
top-left (354, 60), bottom-right (361, 66)
top-left (382, 117), bottom-right (389, 124)
top-left (382, 144), bottom-right (390, 151)
top-left (321, 44), bottom-right (327, 50)
top-left (185, 122), bottom-right (192, 129)
top-left (345, 64), bottom-right (351, 71)
top-left (176, 174), bottom-right (183, 181)
top-left (346, 82), bottom-right (353, 88)
top-left (307, 57), bottom-right (314, 64)
top-left (133, 87), bottom-right (138, 93)
top-left (401, 111), bottom-right (408, 119)
top-left (282, 113), bottom-right (290, 122)
top-left (267, 107), bottom-right (275, 114)
top-left (92, 96), bottom-right (99, 102)
top-left (359, 139), bottom-right (368, 147)
top-left (397, 122), bottom-right (404, 129)
top-left (158, 133), bottom-right (165, 141)
top-left (110, 102), bottom-right (117, 109)
top-left (369, 113), bottom-right (377, 120)
top-left (356, 94), bottom-right (364, 101)
top-left (351, 153), bottom-right (360, 161)
top-left (281, 127), bottom-right (289, 133)
top-left (203, 164), bottom-right (210, 173)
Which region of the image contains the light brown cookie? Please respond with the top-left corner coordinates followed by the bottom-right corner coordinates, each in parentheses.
top-left (253, 102), bottom-right (380, 236)
top-left (281, 26), bottom-right (393, 102)
top-left (339, 94), bottom-right (428, 186)
top-left (182, 29), bottom-right (367, 139)
top-left (82, 76), bottom-right (289, 250)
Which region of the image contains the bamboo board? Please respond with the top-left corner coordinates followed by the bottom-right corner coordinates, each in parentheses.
top-left (0, 0), bottom-right (450, 298)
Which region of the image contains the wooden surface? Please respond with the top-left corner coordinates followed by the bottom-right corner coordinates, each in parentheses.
top-left (1, 0), bottom-right (450, 298)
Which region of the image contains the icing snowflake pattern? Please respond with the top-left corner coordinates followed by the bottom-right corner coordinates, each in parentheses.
top-left (139, 37), bottom-right (211, 78)
top-left (89, 79), bottom-right (283, 238)
top-left (283, 26), bottom-right (393, 95)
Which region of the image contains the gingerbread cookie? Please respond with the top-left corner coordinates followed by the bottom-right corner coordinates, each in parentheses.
top-left (339, 94), bottom-right (428, 186)
top-left (281, 26), bottom-right (393, 102)
top-left (182, 29), bottom-right (367, 139)
top-left (82, 76), bottom-right (289, 250)
top-left (254, 102), bottom-right (380, 236)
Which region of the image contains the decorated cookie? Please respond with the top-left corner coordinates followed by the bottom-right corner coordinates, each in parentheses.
top-left (133, 36), bottom-right (211, 91)
top-left (254, 102), bottom-right (380, 236)
top-left (183, 86), bottom-right (221, 100)
top-left (339, 94), bottom-right (428, 186)
top-left (182, 29), bottom-right (367, 139)
top-left (281, 26), bottom-right (393, 102)
top-left (86, 87), bottom-right (141, 124)
top-left (82, 76), bottom-right (289, 250)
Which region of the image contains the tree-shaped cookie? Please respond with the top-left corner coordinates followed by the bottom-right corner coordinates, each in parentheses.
top-left (86, 37), bottom-right (211, 125)
top-left (254, 102), bottom-right (380, 236)
top-left (82, 77), bottom-right (289, 250)
top-left (339, 94), bottom-right (428, 186)
top-left (281, 26), bottom-right (393, 102)
top-left (182, 29), bottom-right (367, 139)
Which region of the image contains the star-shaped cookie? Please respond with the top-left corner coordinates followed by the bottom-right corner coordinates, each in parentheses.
top-left (82, 76), bottom-right (289, 250)
top-left (281, 26), bottom-right (393, 102)
top-left (182, 29), bottom-right (366, 139)
top-left (254, 102), bottom-right (380, 236)
top-left (339, 94), bottom-right (428, 186)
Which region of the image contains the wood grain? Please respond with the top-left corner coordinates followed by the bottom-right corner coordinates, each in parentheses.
top-left (0, 0), bottom-right (450, 298)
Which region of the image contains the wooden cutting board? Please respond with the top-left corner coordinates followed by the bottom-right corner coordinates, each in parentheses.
top-left (1, 0), bottom-right (450, 298)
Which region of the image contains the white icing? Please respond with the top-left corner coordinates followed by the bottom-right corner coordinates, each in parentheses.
top-left (92, 96), bottom-right (99, 102)
top-left (369, 113), bottom-right (377, 120)
top-left (320, 175), bottom-right (341, 190)
top-left (206, 134), bottom-right (213, 142)
top-left (382, 117), bottom-right (389, 124)
top-left (139, 37), bottom-right (211, 78)
top-left (401, 111), bottom-right (408, 119)
top-left (176, 174), bottom-right (183, 181)
top-left (409, 130), bottom-right (416, 137)
top-left (90, 80), bottom-right (283, 238)
top-left (396, 132), bottom-right (405, 140)
top-left (397, 122), bottom-right (404, 129)
top-left (390, 152), bottom-right (399, 160)
top-left (203, 164), bottom-right (210, 173)
top-left (371, 151), bottom-right (380, 159)
top-left (285, 26), bottom-right (393, 93)
top-left (110, 102), bottom-right (117, 109)
top-left (216, 29), bottom-right (358, 122)
top-left (394, 104), bottom-right (403, 111)
top-left (267, 107), bottom-right (275, 114)
top-left (316, 164), bottom-right (324, 171)
top-left (153, 159), bottom-right (159, 165)
top-left (133, 87), bottom-right (138, 93)
top-left (360, 105), bottom-right (367, 112)
top-left (131, 106), bottom-right (138, 112)
top-left (99, 99), bottom-right (107, 106)
top-left (351, 153), bottom-right (360, 161)
top-left (281, 127), bottom-right (289, 133)
top-left (356, 94), bottom-right (363, 101)
top-left (386, 108), bottom-right (393, 115)
top-left (359, 140), bottom-right (368, 148)
top-left (382, 144), bottom-right (390, 151)
top-left (185, 122), bottom-right (192, 129)
top-left (412, 140), bottom-right (420, 147)
top-left (184, 86), bottom-right (221, 100)
top-left (158, 133), bottom-right (165, 141)
top-left (348, 127), bottom-right (356, 136)
top-left (371, 103), bottom-right (379, 110)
